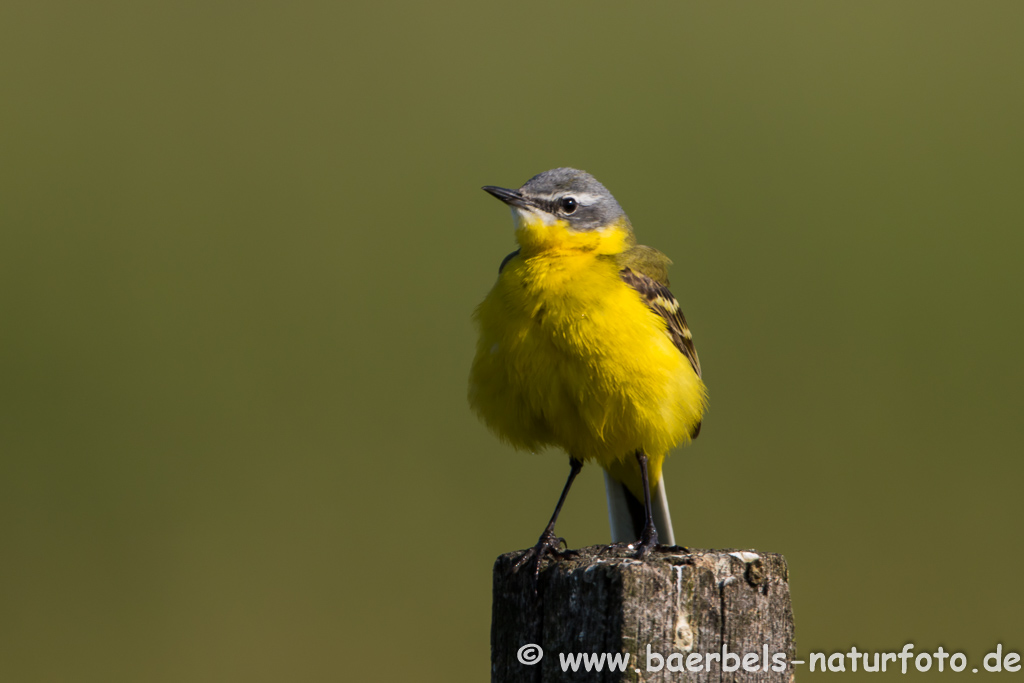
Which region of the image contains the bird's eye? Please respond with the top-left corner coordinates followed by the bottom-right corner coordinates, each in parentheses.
top-left (560, 196), bottom-right (578, 214)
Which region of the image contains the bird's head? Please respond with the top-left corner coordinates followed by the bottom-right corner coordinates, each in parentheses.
top-left (483, 168), bottom-right (634, 255)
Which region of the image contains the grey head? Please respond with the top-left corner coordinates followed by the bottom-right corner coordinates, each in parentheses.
top-left (482, 167), bottom-right (630, 232)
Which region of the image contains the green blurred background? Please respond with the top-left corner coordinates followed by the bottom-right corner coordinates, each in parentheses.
top-left (2, 1), bottom-right (1022, 681)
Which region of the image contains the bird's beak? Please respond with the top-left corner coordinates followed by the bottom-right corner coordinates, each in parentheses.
top-left (482, 185), bottom-right (531, 209)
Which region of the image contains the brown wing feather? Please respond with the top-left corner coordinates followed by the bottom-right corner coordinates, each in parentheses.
top-left (620, 267), bottom-right (703, 437)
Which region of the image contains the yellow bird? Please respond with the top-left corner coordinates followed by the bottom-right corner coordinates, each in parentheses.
top-left (469, 168), bottom-right (707, 572)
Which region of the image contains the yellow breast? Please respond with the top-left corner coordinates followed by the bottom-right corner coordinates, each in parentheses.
top-left (468, 245), bottom-right (706, 475)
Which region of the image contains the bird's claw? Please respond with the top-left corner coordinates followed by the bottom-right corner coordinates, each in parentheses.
top-left (513, 530), bottom-right (570, 591)
top-left (633, 525), bottom-right (659, 560)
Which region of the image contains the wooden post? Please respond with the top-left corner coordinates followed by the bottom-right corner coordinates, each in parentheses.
top-left (492, 546), bottom-right (795, 683)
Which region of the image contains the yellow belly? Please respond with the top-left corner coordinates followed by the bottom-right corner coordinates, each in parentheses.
top-left (468, 251), bottom-right (706, 491)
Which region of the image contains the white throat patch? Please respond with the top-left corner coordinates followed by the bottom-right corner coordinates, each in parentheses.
top-left (512, 205), bottom-right (556, 227)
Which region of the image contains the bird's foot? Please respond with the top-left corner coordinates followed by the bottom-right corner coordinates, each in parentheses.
top-left (513, 529), bottom-right (570, 590)
top-left (633, 524), bottom-right (659, 560)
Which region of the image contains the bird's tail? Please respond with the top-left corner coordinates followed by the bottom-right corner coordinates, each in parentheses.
top-left (603, 470), bottom-right (675, 546)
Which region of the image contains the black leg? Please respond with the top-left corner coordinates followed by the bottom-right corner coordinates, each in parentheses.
top-left (634, 450), bottom-right (659, 558)
top-left (513, 458), bottom-right (583, 586)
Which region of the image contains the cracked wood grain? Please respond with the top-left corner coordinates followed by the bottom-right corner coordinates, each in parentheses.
top-left (492, 546), bottom-right (795, 683)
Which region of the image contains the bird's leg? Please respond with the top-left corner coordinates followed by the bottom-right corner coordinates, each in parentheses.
top-left (513, 457), bottom-right (583, 586)
top-left (633, 450), bottom-right (659, 559)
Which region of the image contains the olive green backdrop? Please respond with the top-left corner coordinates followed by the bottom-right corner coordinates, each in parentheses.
top-left (2, 2), bottom-right (1021, 681)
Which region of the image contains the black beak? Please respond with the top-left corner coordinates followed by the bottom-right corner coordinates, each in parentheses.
top-left (482, 185), bottom-right (530, 209)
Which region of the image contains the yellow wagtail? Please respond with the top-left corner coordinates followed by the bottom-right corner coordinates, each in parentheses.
top-left (469, 168), bottom-right (707, 574)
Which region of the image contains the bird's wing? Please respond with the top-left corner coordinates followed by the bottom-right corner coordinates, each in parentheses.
top-left (498, 249), bottom-right (520, 273)
top-left (617, 243), bottom-right (703, 438)
top-left (617, 247), bottom-right (702, 380)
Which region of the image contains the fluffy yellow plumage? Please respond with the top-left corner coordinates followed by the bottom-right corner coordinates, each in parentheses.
top-left (469, 168), bottom-right (706, 565)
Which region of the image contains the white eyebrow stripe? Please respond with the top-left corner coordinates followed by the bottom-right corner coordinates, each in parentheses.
top-left (527, 191), bottom-right (606, 205)
top-left (571, 192), bottom-right (605, 205)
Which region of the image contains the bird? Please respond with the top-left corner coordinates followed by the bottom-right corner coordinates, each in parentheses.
top-left (468, 167), bottom-right (707, 576)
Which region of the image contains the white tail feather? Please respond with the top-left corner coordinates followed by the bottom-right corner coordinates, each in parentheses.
top-left (603, 471), bottom-right (675, 546)
top-left (604, 470), bottom-right (634, 543)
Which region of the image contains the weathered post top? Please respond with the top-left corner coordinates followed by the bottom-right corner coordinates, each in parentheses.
top-left (492, 545), bottom-right (795, 683)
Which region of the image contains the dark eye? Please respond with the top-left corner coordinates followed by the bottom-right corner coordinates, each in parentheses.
top-left (560, 196), bottom-right (578, 214)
